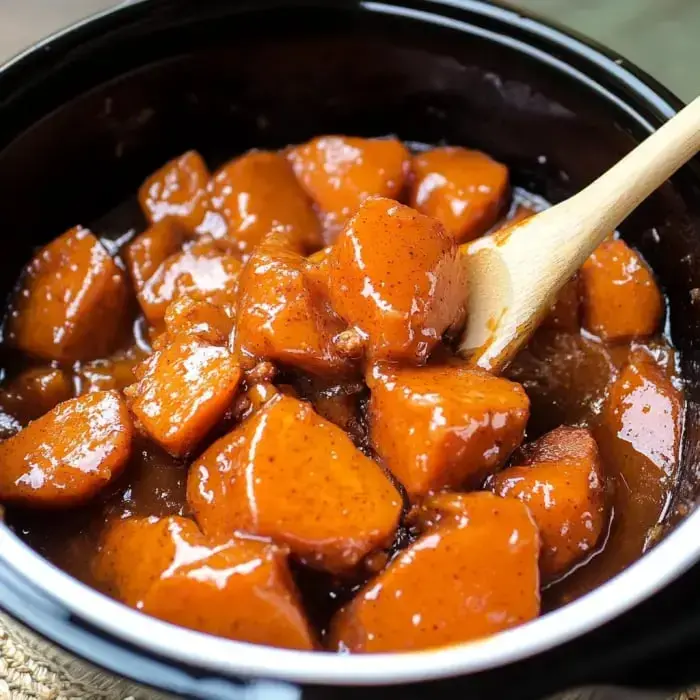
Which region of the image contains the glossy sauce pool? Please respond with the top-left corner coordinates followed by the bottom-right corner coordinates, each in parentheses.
top-left (2, 174), bottom-right (682, 638)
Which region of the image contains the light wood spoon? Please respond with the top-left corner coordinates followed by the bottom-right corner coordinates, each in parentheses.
top-left (459, 95), bottom-right (700, 373)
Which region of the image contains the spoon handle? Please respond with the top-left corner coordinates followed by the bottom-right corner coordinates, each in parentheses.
top-left (459, 96), bottom-right (700, 373)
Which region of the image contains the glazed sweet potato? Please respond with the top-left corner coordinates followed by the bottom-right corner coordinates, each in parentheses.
top-left (75, 346), bottom-right (148, 394)
top-left (209, 150), bottom-right (322, 256)
top-left (138, 150), bottom-right (224, 236)
top-left (7, 226), bottom-right (129, 362)
top-left (368, 363), bottom-right (529, 499)
top-left (598, 357), bottom-right (682, 558)
top-left (0, 367), bottom-right (72, 424)
top-left (188, 394), bottom-right (402, 574)
top-left (124, 333), bottom-right (241, 457)
top-left (235, 241), bottom-right (351, 376)
top-left (94, 516), bottom-right (315, 649)
top-left (327, 197), bottom-right (467, 363)
top-left (137, 237), bottom-right (241, 329)
top-left (491, 426), bottom-right (607, 581)
top-left (409, 147), bottom-right (509, 243)
top-left (0, 390), bottom-right (132, 508)
top-left (124, 218), bottom-right (188, 293)
top-left (580, 239), bottom-right (662, 341)
top-left (329, 492), bottom-right (539, 652)
top-left (288, 136), bottom-right (410, 239)
top-left (158, 295), bottom-right (234, 347)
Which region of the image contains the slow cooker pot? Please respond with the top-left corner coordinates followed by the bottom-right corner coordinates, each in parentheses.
top-left (1, 1), bottom-right (700, 698)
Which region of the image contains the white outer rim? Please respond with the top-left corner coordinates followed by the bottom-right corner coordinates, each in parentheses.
top-left (1, 508), bottom-right (700, 686)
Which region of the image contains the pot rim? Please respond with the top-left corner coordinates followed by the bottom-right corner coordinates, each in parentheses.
top-left (0, 0), bottom-right (696, 688)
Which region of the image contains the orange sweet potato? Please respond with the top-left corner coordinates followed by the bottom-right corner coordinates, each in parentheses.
top-left (137, 237), bottom-right (241, 329)
top-left (329, 492), bottom-right (539, 652)
top-left (7, 226), bottom-right (129, 362)
top-left (138, 151), bottom-right (223, 236)
top-left (0, 367), bottom-right (72, 424)
top-left (409, 147), bottom-right (509, 242)
top-left (491, 426), bottom-right (607, 581)
top-left (288, 136), bottom-right (410, 239)
top-left (209, 150), bottom-right (322, 256)
top-left (188, 394), bottom-right (402, 574)
top-left (580, 239), bottom-right (662, 341)
top-left (94, 516), bottom-right (315, 649)
top-left (327, 197), bottom-right (467, 363)
top-left (124, 218), bottom-right (188, 293)
top-left (124, 333), bottom-right (241, 457)
top-left (0, 390), bottom-right (132, 508)
top-left (235, 241), bottom-right (351, 376)
top-left (368, 363), bottom-right (529, 499)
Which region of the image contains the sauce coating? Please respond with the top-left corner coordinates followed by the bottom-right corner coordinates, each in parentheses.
top-left (0, 138), bottom-right (683, 655)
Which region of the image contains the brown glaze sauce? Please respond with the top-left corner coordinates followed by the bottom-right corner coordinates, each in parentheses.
top-left (0, 137), bottom-right (684, 652)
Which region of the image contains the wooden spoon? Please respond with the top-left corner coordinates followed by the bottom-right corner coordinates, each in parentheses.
top-left (459, 95), bottom-right (700, 373)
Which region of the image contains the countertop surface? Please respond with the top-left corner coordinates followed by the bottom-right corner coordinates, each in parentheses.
top-left (0, 0), bottom-right (698, 101)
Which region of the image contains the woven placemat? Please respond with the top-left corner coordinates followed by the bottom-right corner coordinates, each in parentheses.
top-left (2, 611), bottom-right (699, 700)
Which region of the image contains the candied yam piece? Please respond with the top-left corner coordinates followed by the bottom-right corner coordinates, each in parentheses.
top-left (7, 226), bottom-right (129, 362)
top-left (0, 390), bottom-right (132, 508)
top-left (329, 492), bottom-right (539, 652)
top-left (554, 358), bottom-right (683, 602)
top-left (288, 136), bottom-right (410, 238)
top-left (235, 242), bottom-right (351, 376)
top-left (580, 239), bottom-right (662, 341)
top-left (602, 358), bottom-right (681, 513)
top-left (159, 295), bottom-right (234, 346)
top-left (94, 516), bottom-right (314, 649)
top-left (327, 197), bottom-right (467, 363)
top-left (210, 151), bottom-right (322, 256)
top-left (491, 426), bottom-right (607, 581)
top-left (410, 147), bottom-right (509, 243)
top-left (368, 363), bottom-right (529, 499)
top-left (75, 345), bottom-right (148, 394)
top-left (541, 275), bottom-right (580, 332)
top-left (188, 394), bottom-right (402, 574)
top-left (0, 367), bottom-right (72, 424)
top-left (137, 237), bottom-right (241, 329)
top-left (124, 218), bottom-right (188, 292)
top-left (138, 151), bottom-right (223, 235)
top-left (124, 333), bottom-right (241, 457)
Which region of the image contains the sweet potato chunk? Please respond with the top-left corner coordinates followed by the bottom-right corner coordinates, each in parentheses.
top-left (409, 147), bottom-right (509, 243)
top-left (124, 333), bottom-right (241, 457)
top-left (329, 492), bottom-right (539, 652)
top-left (288, 136), bottom-right (410, 238)
top-left (94, 516), bottom-right (315, 649)
top-left (327, 197), bottom-right (467, 363)
top-left (0, 390), bottom-right (132, 508)
top-left (124, 218), bottom-right (188, 292)
top-left (7, 226), bottom-right (129, 362)
top-left (209, 151), bottom-right (322, 256)
top-left (188, 394), bottom-right (402, 574)
top-left (138, 151), bottom-right (223, 235)
top-left (491, 426), bottom-right (607, 581)
top-left (75, 345), bottom-right (148, 394)
top-left (137, 237), bottom-right (241, 329)
top-left (368, 363), bottom-right (529, 499)
top-left (158, 295), bottom-right (234, 347)
top-left (580, 239), bottom-right (662, 341)
top-left (235, 241), bottom-right (350, 376)
top-left (600, 358), bottom-right (681, 551)
top-left (0, 367), bottom-right (72, 424)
